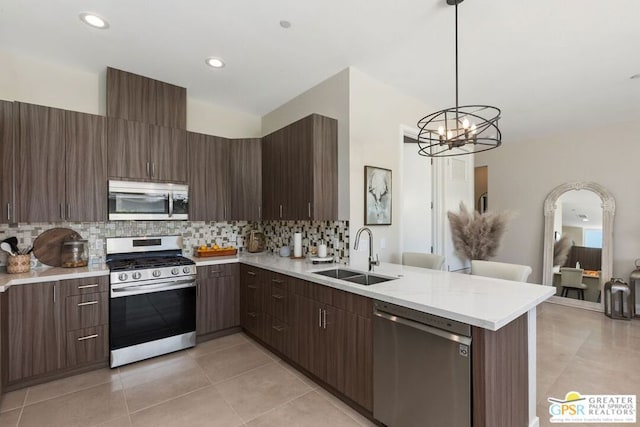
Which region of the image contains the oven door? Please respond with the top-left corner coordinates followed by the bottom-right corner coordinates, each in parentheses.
top-left (108, 180), bottom-right (188, 221)
top-left (110, 279), bottom-right (196, 356)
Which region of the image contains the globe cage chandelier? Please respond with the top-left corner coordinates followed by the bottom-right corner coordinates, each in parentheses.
top-left (417, 0), bottom-right (501, 158)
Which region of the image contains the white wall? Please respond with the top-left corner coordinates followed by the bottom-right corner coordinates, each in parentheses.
top-left (475, 121), bottom-right (640, 283)
top-left (262, 68), bottom-right (350, 220)
top-left (0, 49), bottom-right (261, 137)
top-left (348, 68), bottom-right (437, 266)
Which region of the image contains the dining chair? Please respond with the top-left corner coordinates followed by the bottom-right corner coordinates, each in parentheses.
top-left (560, 267), bottom-right (588, 300)
top-left (402, 252), bottom-right (445, 270)
top-left (470, 260), bottom-right (533, 282)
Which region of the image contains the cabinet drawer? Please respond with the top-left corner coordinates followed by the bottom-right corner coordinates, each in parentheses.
top-left (270, 318), bottom-right (297, 360)
top-left (66, 325), bottom-right (108, 367)
top-left (59, 276), bottom-right (109, 296)
top-left (65, 292), bottom-right (108, 330)
top-left (200, 263), bottom-right (237, 278)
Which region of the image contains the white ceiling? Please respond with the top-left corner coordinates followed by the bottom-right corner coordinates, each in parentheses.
top-left (1, 0), bottom-right (639, 141)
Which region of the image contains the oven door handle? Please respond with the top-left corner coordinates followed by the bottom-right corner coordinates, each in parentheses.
top-left (111, 279), bottom-right (195, 297)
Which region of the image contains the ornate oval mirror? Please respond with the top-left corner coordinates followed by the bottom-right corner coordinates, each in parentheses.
top-left (542, 182), bottom-right (615, 310)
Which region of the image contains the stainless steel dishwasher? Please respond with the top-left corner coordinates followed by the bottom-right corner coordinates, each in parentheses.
top-left (373, 300), bottom-right (471, 427)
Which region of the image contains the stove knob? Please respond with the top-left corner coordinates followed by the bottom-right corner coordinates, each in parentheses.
top-left (183, 266), bottom-right (191, 274)
top-left (171, 267), bottom-right (180, 275)
top-left (118, 273), bottom-right (128, 282)
top-left (153, 270), bottom-right (162, 278)
top-left (132, 272), bottom-right (142, 280)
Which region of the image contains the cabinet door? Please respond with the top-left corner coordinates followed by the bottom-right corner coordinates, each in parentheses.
top-left (197, 265), bottom-right (239, 336)
top-left (261, 130), bottom-right (283, 220)
top-left (16, 103), bottom-right (66, 222)
top-left (286, 116), bottom-right (313, 220)
top-left (240, 265), bottom-right (262, 336)
top-left (155, 80), bottom-right (186, 129)
top-left (107, 117), bottom-right (150, 180)
top-left (208, 136), bottom-right (230, 220)
top-left (107, 67), bottom-right (157, 125)
top-left (311, 115), bottom-right (338, 220)
top-left (186, 131), bottom-right (209, 221)
top-left (230, 138), bottom-right (262, 220)
top-left (65, 111), bottom-right (107, 221)
top-left (0, 100), bottom-right (14, 223)
top-left (324, 304), bottom-right (347, 393)
top-left (7, 282), bottom-right (63, 383)
top-left (295, 293), bottom-right (326, 380)
top-left (343, 312), bottom-right (373, 411)
top-left (150, 125), bottom-right (186, 183)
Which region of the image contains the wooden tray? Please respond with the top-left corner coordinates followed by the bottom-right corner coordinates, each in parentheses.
top-left (33, 228), bottom-right (82, 267)
top-left (194, 248), bottom-right (238, 258)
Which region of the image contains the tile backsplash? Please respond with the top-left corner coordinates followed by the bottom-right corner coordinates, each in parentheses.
top-left (0, 220), bottom-right (349, 266)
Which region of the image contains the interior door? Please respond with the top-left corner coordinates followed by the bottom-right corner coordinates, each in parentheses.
top-left (402, 140), bottom-right (433, 254)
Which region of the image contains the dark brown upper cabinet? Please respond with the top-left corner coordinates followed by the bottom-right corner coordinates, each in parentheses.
top-left (107, 117), bottom-right (186, 183)
top-left (107, 67), bottom-right (186, 129)
top-left (0, 100), bottom-right (15, 223)
top-left (16, 102), bottom-right (107, 223)
top-left (230, 138), bottom-right (262, 221)
top-left (262, 114), bottom-right (337, 221)
top-left (186, 131), bottom-right (229, 221)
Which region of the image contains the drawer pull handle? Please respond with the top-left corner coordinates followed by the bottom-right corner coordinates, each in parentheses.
top-left (272, 294), bottom-right (284, 300)
top-left (77, 334), bottom-right (99, 341)
top-left (272, 325), bottom-right (285, 332)
top-left (271, 279), bottom-right (283, 284)
top-left (247, 271), bottom-right (256, 276)
top-left (247, 312), bottom-right (258, 318)
top-left (209, 270), bottom-right (220, 275)
top-left (77, 301), bottom-right (99, 307)
top-left (78, 284), bottom-right (99, 289)
top-left (248, 285), bottom-right (258, 290)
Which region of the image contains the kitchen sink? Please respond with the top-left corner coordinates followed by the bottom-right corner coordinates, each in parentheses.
top-left (313, 268), bottom-right (363, 279)
top-left (313, 268), bottom-right (396, 285)
top-left (343, 274), bottom-right (395, 285)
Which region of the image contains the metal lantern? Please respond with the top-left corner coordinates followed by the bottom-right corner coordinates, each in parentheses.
top-left (604, 278), bottom-right (634, 320)
top-left (629, 259), bottom-right (640, 318)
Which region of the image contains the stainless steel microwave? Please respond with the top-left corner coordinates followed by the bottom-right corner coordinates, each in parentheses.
top-left (108, 180), bottom-right (188, 221)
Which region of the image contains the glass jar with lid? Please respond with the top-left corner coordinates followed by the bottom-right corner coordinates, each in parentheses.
top-left (61, 239), bottom-right (88, 268)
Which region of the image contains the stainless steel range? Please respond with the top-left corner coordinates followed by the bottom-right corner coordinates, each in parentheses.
top-left (106, 235), bottom-right (196, 368)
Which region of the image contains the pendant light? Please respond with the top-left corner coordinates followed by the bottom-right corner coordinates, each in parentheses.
top-left (417, 0), bottom-right (501, 158)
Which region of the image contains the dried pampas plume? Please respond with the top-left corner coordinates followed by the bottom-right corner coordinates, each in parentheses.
top-left (553, 235), bottom-right (572, 267)
top-left (447, 202), bottom-right (512, 261)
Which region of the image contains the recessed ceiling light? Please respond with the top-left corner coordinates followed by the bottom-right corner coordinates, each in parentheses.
top-left (630, 73), bottom-right (640, 80)
top-left (79, 12), bottom-right (109, 29)
top-left (205, 57), bottom-right (225, 69)
top-left (280, 20), bottom-right (292, 29)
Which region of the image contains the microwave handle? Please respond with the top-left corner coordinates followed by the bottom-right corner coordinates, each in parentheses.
top-left (168, 192), bottom-right (174, 217)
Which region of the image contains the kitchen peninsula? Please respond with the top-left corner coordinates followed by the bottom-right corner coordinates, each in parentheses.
top-left (0, 254), bottom-right (554, 427)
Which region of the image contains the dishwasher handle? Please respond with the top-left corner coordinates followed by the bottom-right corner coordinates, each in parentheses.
top-left (374, 309), bottom-right (472, 346)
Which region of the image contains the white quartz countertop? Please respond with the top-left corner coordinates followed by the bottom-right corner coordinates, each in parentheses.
top-left (0, 252), bottom-right (554, 331)
top-left (241, 253), bottom-right (555, 331)
top-left (0, 264), bottom-right (110, 292)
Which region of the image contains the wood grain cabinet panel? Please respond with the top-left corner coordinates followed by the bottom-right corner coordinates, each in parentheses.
top-left (150, 125), bottom-right (186, 183)
top-left (58, 276), bottom-right (109, 296)
top-left (65, 325), bottom-right (108, 367)
top-left (107, 67), bottom-right (157, 125)
top-left (155, 80), bottom-right (186, 129)
top-left (65, 111), bottom-right (107, 222)
top-left (16, 102), bottom-right (66, 223)
top-left (187, 131), bottom-right (229, 221)
top-left (6, 282), bottom-right (63, 384)
top-left (261, 114), bottom-right (337, 220)
top-left (107, 117), bottom-right (150, 181)
top-left (0, 100), bottom-right (15, 223)
top-left (65, 292), bottom-right (109, 331)
top-left (196, 264), bottom-right (240, 336)
top-left (230, 138), bottom-right (262, 220)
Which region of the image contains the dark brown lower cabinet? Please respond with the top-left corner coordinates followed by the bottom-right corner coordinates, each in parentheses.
top-left (3, 277), bottom-right (109, 389)
top-left (5, 282), bottom-right (63, 384)
top-left (240, 268), bottom-right (374, 413)
top-left (196, 264), bottom-right (240, 337)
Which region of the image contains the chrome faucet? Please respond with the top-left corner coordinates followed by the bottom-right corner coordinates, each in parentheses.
top-left (354, 227), bottom-right (379, 271)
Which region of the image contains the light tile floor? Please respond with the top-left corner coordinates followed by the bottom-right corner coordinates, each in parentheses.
top-left (1, 302), bottom-right (639, 427)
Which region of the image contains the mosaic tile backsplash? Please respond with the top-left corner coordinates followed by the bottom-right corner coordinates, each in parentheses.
top-left (0, 220), bottom-right (349, 267)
